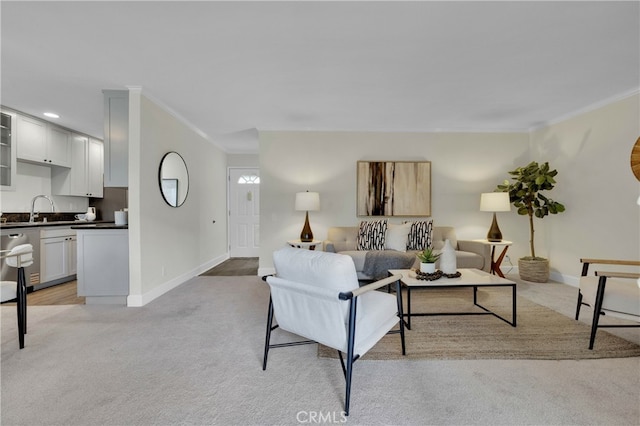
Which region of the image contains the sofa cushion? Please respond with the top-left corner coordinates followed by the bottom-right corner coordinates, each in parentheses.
top-left (385, 223), bottom-right (411, 252)
top-left (356, 219), bottom-right (388, 250)
top-left (339, 250), bottom-right (368, 272)
top-left (432, 226), bottom-right (458, 250)
top-left (406, 220), bottom-right (433, 250)
top-left (452, 250), bottom-right (484, 270)
top-left (326, 227), bottom-right (359, 253)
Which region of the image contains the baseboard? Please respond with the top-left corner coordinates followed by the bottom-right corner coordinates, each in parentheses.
top-left (127, 253), bottom-right (230, 307)
top-left (550, 271), bottom-right (579, 287)
top-left (197, 254), bottom-right (231, 276)
top-left (34, 275), bottom-right (77, 291)
top-left (505, 266), bottom-right (578, 287)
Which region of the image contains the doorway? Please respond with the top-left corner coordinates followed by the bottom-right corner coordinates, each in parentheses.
top-left (228, 168), bottom-right (260, 257)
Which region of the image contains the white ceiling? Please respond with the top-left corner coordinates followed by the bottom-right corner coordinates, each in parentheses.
top-left (1, 1), bottom-right (639, 154)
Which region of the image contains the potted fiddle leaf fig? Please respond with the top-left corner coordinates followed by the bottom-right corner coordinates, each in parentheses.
top-left (496, 161), bottom-right (566, 282)
top-left (417, 247), bottom-right (441, 274)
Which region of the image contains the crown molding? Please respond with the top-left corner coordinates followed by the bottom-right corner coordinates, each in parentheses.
top-left (125, 86), bottom-right (228, 153)
top-left (257, 126), bottom-right (530, 134)
top-left (529, 88), bottom-right (640, 132)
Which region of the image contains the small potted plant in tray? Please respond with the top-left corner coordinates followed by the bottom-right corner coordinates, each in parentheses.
top-left (416, 247), bottom-right (440, 274)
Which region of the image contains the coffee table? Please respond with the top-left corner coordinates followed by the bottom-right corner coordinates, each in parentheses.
top-left (388, 268), bottom-right (517, 328)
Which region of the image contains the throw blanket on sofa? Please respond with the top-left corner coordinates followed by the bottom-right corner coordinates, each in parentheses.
top-left (363, 251), bottom-right (416, 281)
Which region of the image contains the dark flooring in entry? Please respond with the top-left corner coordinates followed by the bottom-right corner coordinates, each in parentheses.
top-left (201, 257), bottom-right (258, 276)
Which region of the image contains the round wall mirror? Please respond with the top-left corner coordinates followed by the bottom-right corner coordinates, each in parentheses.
top-left (159, 152), bottom-right (189, 207)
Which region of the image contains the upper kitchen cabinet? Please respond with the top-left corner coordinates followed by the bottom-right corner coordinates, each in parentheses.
top-left (103, 90), bottom-right (128, 187)
top-left (87, 138), bottom-right (104, 197)
top-left (52, 134), bottom-right (104, 198)
top-left (16, 114), bottom-right (71, 167)
top-left (0, 109), bottom-right (17, 190)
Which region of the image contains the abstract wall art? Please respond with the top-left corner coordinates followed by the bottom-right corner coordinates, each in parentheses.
top-left (356, 161), bottom-right (431, 217)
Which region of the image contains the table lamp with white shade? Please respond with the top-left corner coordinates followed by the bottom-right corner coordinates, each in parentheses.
top-left (295, 191), bottom-right (320, 242)
top-left (480, 192), bottom-right (511, 242)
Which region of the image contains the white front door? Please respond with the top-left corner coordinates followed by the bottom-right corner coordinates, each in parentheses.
top-left (228, 168), bottom-right (260, 257)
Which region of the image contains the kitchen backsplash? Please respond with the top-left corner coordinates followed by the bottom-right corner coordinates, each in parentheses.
top-left (1, 212), bottom-right (80, 223)
top-left (90, 187), bottom-right (128, 221)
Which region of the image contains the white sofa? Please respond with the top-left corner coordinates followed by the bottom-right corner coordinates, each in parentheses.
top-left (324, 225), bottom-right (490, 281)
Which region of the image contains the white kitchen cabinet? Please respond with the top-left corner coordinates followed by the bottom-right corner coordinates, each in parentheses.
top-left (52, 134), bottom-right (104, 198)
top-left (46, 125), bottom-right (72, 167)
top-left (87, 138), bottom-right (104, 197)
top-left (40, 228), bottom-right (77, 284)
top-left (0, 109), bottom-right (17, 190)
top-left (17, 114), bottom-right (71, 167)
top-left (68, 234), bottom-right (77, 275)
top-left (103, 90), bottom-right (128, 187)
top-left (76, 227), bottom-right (129, 304)
top-left (16, 114), bottom-right (46, 162)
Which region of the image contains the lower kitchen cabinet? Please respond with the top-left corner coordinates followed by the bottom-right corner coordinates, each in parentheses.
top-left (76, 227), bottom-right (128, 304)
top-left (40, 228), bottom-right (76, 285)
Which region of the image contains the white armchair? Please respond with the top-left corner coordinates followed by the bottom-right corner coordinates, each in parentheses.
top-left (263, 247), bottom-right (406, 416)
top-left (575, 258), bottom-right (640, 349)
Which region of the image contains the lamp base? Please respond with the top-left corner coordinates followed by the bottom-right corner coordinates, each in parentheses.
top-left (300, 211), bottom-right (313, 242)
top-left (486, 212), bottom-right (503, 242)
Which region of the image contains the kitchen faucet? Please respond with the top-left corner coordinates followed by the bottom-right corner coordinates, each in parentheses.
top-left (29, 195), bottom-right (55, 223)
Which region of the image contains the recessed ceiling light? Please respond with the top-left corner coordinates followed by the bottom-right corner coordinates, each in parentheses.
top-left (43, 112), bottom-right (59, 118)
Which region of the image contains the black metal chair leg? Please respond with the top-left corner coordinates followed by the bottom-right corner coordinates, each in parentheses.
top-left (588, 276), bottom-right (607, 350)
top-left (21, 268), bottom-right (27, 335)
top-left (16, 267), bottom-right (26, 349)
top-left (16, 298), bottom-right (24, 349)
top-left (262, 297), bottom-right (274, 370)
top-left (338, 351), bottom-right (347, 377)
top-left (344, 298), bottom-right (358, 416)
top-left (575, 291), bottom-right (583, 320)
top-left (395, 280), bottom-right (406, 355)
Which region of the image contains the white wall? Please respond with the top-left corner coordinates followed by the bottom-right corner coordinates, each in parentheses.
top-left (127, 91), bottom-right (228, 306)
top-left (258, 131), bottom-right (530, 275)
top-left (529, 93), bottom-right (640, 284)
top-left (227, 154), bottom-right (259, 168)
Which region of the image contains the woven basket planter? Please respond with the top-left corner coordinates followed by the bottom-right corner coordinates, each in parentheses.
top-left (518, 258), bottom-right (550, 283)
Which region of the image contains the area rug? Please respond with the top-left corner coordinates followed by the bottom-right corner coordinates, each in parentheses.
top-left (200, 257), bottom-right (258, 276)
top-left (318, 287), bottom-right (640, 360)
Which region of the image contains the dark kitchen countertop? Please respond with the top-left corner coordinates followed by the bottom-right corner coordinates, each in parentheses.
top-left (1, 220), bottom-right (114, 230)
top-left (71, 223), bottom-right (128, 230)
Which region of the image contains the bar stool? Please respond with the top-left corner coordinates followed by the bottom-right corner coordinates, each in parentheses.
top-left (1, 244), bottom-right (34, 349)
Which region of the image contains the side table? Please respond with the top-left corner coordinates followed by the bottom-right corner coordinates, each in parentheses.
top-left (287, 239), bottom-right (323, 251)
top-left (474, 239), bottom-right (512, 278)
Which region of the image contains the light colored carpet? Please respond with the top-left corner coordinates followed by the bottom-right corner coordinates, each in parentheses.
top-left (2, 275), bottom-right (639, 425)
top-left (319, 287), bottom-right (640, 360)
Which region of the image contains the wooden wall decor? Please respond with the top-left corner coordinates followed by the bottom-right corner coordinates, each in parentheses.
top-left (357, 161), bottom-right (431, 217)
top-left (631, 136), bottom-right (640, 181)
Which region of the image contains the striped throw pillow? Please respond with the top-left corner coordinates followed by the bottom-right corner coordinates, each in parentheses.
top-left (356, 220), bottom-right (388, 250)
top-left (406, 220), bottom-right (433, 250)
